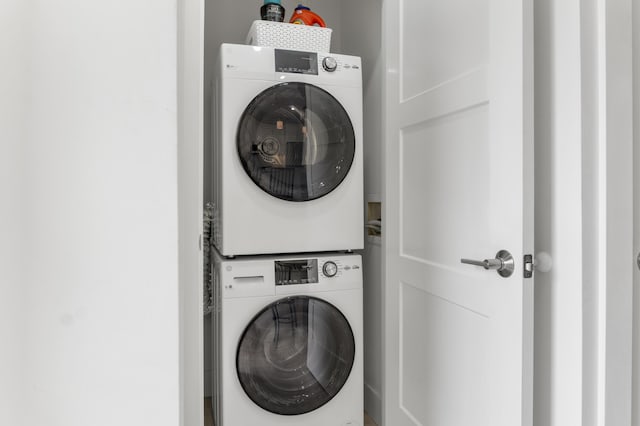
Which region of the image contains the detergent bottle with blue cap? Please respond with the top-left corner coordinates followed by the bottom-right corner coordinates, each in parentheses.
top-left (289, 4), bottom-right (327, 27)
top-left (260, 0), bottom-right (285, 22)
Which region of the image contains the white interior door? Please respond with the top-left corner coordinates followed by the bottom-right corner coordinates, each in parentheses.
top-left (383, 1), bottom-right (534, 425)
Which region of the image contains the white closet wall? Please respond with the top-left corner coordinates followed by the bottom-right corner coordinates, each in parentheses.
top-left (337, 0), bottom-right (384, 422)
top-left (13, 2), bottom-right (181, 425)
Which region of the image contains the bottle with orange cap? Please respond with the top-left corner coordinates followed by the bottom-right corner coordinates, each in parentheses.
top-left (289, 4), bottom-right (326, 27)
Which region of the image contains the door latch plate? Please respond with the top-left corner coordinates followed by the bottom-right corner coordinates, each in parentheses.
top-left (524, 254), bottom-right (533, 278)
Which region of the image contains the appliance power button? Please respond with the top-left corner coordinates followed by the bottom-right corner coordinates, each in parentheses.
top-left (322, 261), bottom-right (338, 277)
top-left (322, 57), bottom-right (338, 72)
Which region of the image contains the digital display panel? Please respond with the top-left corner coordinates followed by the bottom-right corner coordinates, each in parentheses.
top-left (275, 49), bottom-right (318, 75)
top-left (275, 259), bottom-right (319, 285)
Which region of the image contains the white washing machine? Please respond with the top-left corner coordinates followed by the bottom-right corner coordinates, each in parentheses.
top-left (211, 250), bottom-right (363, 426)
top-left (212, 43), bottom-right (364, 256)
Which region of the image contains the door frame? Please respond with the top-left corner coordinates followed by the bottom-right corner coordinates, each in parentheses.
top-left (634, 1), bottom-right (640, 423)
top-left (592, 1), bottom-right (634, 424)
top-left (178, 0), bottom-right (205, 425)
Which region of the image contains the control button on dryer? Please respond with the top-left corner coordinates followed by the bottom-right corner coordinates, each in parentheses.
top-left (322, 261), bottom-right (338, 277)
top-left (322, 56), bottom-right (338, 72)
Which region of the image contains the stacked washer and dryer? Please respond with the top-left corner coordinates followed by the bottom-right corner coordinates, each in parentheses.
top-left (210, 43), bottom-right (365, 426)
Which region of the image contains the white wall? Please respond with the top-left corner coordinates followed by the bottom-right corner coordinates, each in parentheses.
top-left (338, 0), bottom-right (384, 423)
top-left (0, 1), bottom-right (27, 423)
top-left (16, 1), bottom-right (181, 425)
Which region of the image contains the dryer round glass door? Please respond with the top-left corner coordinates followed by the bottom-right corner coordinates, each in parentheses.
top-left (237, 82), bottom-right (356, 201)
top-left (236, 296), bottom-right (356, 415)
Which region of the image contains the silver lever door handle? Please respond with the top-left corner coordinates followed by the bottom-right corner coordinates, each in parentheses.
top-left (460, 258), bottom-right (503, 269)
top-left (460, 250), bottom-right (514, 278)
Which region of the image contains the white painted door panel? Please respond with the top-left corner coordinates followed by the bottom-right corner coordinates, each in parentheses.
top-left (383, 0), bottom-right (534, 425)
top-left (401, 0), bottom-right (488, 101)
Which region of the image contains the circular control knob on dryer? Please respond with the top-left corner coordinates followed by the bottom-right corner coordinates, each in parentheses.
top-left (322, 56), bottom-right (338, 72)
top-left (323, 261), bottom-right (338, 277)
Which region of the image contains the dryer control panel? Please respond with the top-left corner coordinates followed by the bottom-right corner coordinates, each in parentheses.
top-left (275, 49), bottom-right (318, 75)
top-left (220, 44), bottom-right (362, 87)
top-left (273, 48), bottom-right (361, 76)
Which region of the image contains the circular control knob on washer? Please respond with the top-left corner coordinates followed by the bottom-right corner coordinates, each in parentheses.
top-left (322, 57), bottom-right (338, 72)
top-left (323, 261), bottom-right (338, 277)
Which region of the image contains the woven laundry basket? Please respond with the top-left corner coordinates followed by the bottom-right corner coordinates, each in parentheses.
top-left (245, 20), bottom-right (332, 52)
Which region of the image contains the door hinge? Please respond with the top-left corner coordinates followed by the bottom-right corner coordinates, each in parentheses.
top-left (523, 254), bottom-right (533, 278)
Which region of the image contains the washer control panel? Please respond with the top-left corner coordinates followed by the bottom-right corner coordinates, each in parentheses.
top-left (274, 256), bottom-right (361, 285)
top-left (275, 259), bottom-right (319, 286)
top-left (219, 252), bottom-right (362, 298)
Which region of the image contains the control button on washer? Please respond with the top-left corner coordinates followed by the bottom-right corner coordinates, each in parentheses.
top-left (323, 261), bottom-right (338, 277)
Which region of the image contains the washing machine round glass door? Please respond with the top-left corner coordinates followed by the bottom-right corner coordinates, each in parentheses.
top-left (237, 82), bottom-right (356, 201)
top-left (236, 296), bottom-right (356, 415)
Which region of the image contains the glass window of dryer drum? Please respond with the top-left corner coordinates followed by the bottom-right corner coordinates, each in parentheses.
top-left (236, 296), bottom-right (356, 415)
top-left (237, 82), bottom-right (356, 201)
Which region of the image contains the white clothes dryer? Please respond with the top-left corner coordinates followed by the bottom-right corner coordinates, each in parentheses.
top-left (212, 43), bottom-right (363, 256)
top-left (211, 250), bottom-right (363, 426)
